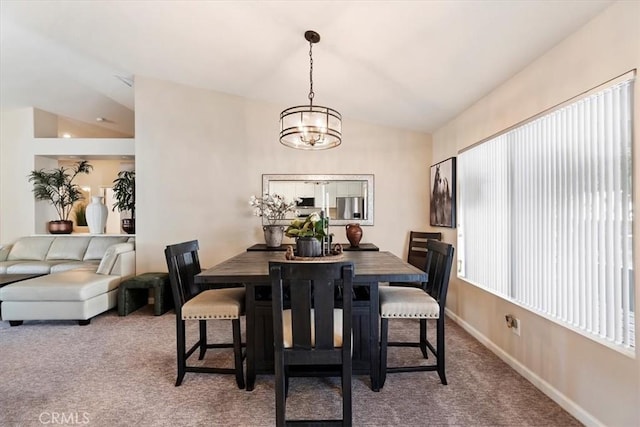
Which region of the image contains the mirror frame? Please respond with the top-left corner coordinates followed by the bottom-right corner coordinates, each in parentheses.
top-left (262, 174), bottom-right (374, 226)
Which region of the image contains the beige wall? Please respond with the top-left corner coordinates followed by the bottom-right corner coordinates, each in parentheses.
top-left (33, 107), bottom-right (133, 139)
top-left (134, 76), bottom-right (432, 272)
top-left (57, 117), bottom-right (133, 138)
top-left (432, 2), bottom-right (640, 426)
top-left (1, 108), bottom-right (38, 240)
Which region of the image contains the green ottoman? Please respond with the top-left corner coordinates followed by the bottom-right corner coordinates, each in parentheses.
top-left (118, 272), bottom-right (173, 316)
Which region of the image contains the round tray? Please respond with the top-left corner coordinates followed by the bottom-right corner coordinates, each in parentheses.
top-left (287, 252), bottom-right (345, 262)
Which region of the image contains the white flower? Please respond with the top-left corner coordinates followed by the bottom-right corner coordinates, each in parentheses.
top-left (308, 211), bottom-right (321, 223)
top-left (249, 193), bottom-right (299, 224)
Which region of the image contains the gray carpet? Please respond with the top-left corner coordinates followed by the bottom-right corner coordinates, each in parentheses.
top-left (0, 307), bottom-right (581, 426)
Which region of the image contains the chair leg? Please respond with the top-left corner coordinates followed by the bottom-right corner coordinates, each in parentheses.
top-left (274, 351), bottom-right (286, 427)
top-left (419, 319), bottom-right (429, 359)
top-left (284, 368), bottom-right (290, 398)
top-left (436, 317), bottom-right (447, 385)
top-left (343, 349), bottom-right (352, 426)
top-left (379, 318), bottom-right (389, 389)
top-left (232, 319), bottom-right (245, 389)
top-left (198, 320), bottom-right (207, 360)
top-left (175, 317), bottom-right (186, 387)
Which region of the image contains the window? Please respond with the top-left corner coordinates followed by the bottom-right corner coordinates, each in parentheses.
top-left (458, 75), bottom-right (635, 353)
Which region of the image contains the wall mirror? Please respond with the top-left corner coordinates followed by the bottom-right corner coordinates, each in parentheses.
top-left (262, 174), bottom-right (374, 226)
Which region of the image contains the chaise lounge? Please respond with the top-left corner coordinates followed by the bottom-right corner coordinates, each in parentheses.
top-left (0, 235), bottom-right (136, 325)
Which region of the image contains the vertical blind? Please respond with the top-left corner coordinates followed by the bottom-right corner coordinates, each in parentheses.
top-left (458, 77), bottom-right (635, 351)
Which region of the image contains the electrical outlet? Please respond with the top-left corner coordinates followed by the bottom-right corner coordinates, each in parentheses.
top-left (505, 314), bottom-right (521, 336)
top-left (511, 317), bottom-right (520, 336)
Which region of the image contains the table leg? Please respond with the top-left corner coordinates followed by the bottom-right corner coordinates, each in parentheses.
top-left (245, 284), bottom-right (256, 391)
top-left (368, 281), bottom-right (380, 392)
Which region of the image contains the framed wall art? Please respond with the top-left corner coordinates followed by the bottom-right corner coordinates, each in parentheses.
top-left (430, 157), bottom-right (456, 228)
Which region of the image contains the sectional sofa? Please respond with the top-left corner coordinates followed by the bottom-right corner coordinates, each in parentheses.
top-left (0, 235), bottom-right (136, 325)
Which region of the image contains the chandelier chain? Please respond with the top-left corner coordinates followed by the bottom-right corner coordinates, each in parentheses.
top-left (308, 40), bottom-right (314, 105)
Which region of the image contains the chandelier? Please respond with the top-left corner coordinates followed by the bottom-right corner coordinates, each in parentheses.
top-left (279, 30), bottom-right (342, 150)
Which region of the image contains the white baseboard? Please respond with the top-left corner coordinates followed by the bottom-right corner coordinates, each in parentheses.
top-left (445, 308), bottom-right (604, 427)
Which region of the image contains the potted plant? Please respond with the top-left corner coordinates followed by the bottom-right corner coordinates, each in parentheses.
top-left (249, 193), bottom-right (299, 247)
top-left (285, 212), bottom-right (327, 256)
top-left (112, 170), bottom-right (135, 234)
top-left (28, 160), bottom-right (93, 234)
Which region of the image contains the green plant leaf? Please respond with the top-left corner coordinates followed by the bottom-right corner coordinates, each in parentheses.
top-left (28, 160), bottom-right (92, 221)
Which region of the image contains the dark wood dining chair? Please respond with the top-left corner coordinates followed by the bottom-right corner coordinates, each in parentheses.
top-left (379, 239), bottom-right (454, 387)
top-left (389, 231), bottom-right (442, 289)
top-left (269, 261), bottom-right (354, 427)
top-left (164, 240), bottom-right (245, 389)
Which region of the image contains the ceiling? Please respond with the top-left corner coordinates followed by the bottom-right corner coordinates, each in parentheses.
top-left (0, 0), bottom-right (613, 137)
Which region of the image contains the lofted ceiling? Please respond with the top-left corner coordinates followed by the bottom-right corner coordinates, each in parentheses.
top-left (0, 0), bottom-right (613, 137)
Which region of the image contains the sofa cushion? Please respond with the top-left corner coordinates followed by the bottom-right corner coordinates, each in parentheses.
top-left (0, 270), bottom-right (121, 301)
top-left (83, 237), bottom-right (129, 260)
top-left (50, 260), bottom-right (100, 273)
top-left (46, 237), bottom-right (91, 261)
top-left (0, 261), bottom-right (22, 274)
top-left (7, 237), bottom-right (55, 261)
top-left (5, 261), bottom-right (62, 274)
top-left (0, 244), bottom-right (12, 262)
top-left (1, 260), bottom-right (100, 274)
top-left (96, 242), bottom-right (135, 275)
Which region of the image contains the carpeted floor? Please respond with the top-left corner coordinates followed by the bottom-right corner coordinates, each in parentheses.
top-left (0, 307), bottom-right (581, 426)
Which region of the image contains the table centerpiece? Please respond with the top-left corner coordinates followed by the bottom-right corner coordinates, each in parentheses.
top-left (284, 212), bottom-right (328, 257)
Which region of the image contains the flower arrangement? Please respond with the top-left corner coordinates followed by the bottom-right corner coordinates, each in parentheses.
top-left (285, 212), bottom-right (327, 241)
top-left (249, 193), bottom-right (299, 225)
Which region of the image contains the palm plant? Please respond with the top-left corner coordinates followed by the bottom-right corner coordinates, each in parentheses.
top-left (28, 160), bottom-right (93, 222)
top-left (112, 170), bottom-right (135, 233)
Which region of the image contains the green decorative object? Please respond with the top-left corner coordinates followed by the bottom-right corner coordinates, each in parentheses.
top-left (74, 203), bottom-right (87, 226)
top-left (118, 272), bottom-right (172, 316)
top-left (284, 212), bottom-right (326, 240)
top-left (285, 212), bottom-right (328, 257)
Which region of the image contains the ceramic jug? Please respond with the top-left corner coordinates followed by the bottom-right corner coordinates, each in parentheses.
top-left (345, 223), bottom-right (363, 247)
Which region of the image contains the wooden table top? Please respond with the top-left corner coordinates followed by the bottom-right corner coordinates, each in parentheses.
top-left (196, 251), bottom-right (426, 284)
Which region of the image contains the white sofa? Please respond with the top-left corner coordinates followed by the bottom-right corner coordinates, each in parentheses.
top-left (0, 235), bottom-right (136, 325)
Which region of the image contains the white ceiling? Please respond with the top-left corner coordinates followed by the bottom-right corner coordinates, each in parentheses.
top-left (0, 0), bottom-right (613, 137)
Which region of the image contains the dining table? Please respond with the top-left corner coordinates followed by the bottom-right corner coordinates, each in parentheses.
top-left (195, 249), bottom-right (427, 391)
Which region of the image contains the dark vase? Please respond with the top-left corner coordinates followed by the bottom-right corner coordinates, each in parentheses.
top-left (48, 220), bottom-right (73, 234)
top-left (296, 237), bottom-right (322, 257)
top-left (345, 223), bottom-right (363, 247)
top-left (122, 218), bottom-right (135, 234)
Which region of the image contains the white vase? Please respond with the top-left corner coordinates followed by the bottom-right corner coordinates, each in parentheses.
top-left (86, 196), bottom-right (108, 234)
